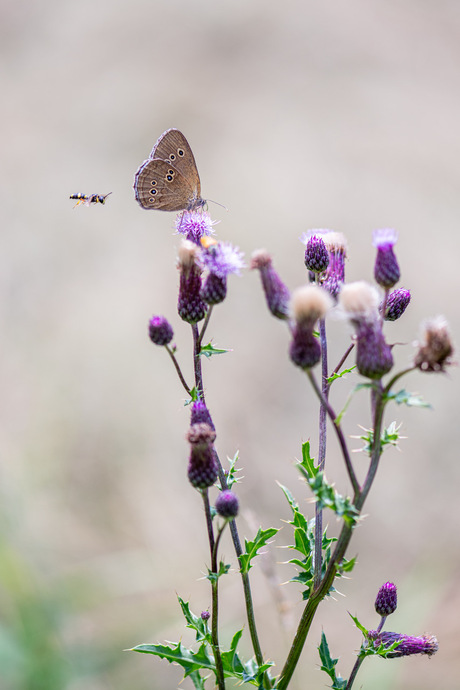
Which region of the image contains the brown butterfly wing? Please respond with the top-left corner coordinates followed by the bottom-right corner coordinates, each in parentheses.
top-left (134, 158), bottom-right (196, 211)
top-left (149, 129), bottom-right (202, 201)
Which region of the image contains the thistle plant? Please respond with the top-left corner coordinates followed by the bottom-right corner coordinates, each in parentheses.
top-left (130, 210), bottom-right (452, 689)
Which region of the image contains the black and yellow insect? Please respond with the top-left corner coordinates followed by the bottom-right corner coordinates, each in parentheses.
top-left (70, 192), bottom-right (112, 207)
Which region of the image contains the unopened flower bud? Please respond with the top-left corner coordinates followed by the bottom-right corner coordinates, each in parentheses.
top-left (177, 240), bottom-right (207, 323)
top-left (340, 282), bottom-right (393, 379)
top-left (215, 490), bottom-right (239, 519)
top-left (373, 229), bottom-right (400, 288)
top-left (186, 423), bottom-right (218, 489)
top-left (303, 234), bottom-right (329, 273)
top-left (322, 232), bottom-right (347, 299)
top-left (251, 249), bottom-right (290, 319)
top-left (201, 610), bottom-right (210, 621)
top-left (414, 317), bottom-right (454, 372)
top-left (382, 288), bottom-right (411, 321)
top-left (289, 286), bottom-right (332, 369)
top-left (148, 315), bottom-right (174, 346)
top-left (375, 582), bottom-right (397, 616)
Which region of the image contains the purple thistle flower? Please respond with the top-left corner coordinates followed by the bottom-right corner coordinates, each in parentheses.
top-left (302, 233), bottom-right (330, 274)
top-left (186, 423), bottom-right (218, 490)
top-left (375, 582), bottom-right (397, 616)
top-left (175, 210), bottom-right (216, 245)
top-left (199, 240), bottom-right (245, 305)
top-left (148, 315), bottom-right (174, 346)
top-left (190, 400), bottom-right (215, 430)
top-left (177, 241), bottom-right (208, 324)
top-left (321, 232), bottom-right (347, 299)
top-left (289, 286), bottom-right (332, 370)
top-left (382, 287), bottom-right (411, 321)
top-left (368, 631), bottom-right (438, 658)
top-left (373, 228), bottom-right (401, 288)
top-left (201, 610), bottom-right (210, 621)
top-left (414, 317), bottom-right (454, 372)
top-left (215, 490), bottom-right (239, 519)
top-left (340, 282), bottom-right (394, 379)
top-left (251, 249), bottom-right (290, 320)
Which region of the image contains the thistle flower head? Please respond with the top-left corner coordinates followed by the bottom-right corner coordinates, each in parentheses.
top-left (199, 240), bottom-right (245, 305)
top-left (289, 286), bottom-right (332, 370)
top-left (200, 610), bottom-right (210, 621)
top-left (186, 423), bottom-right (218, 490)
top-left (215, 490), bottom-right (239, 519)
top-left (368, 631), bottom-right (438, 658)
top-left (251, 249), bottom-right (290, 319)
top-left (321, 231), bottom-right (347, 298)
top-left (375, 582), bottom-right (397, 616)
top-left (148, 315), bottom-right (174, 346)
top-left (301, 232), bottom-right (330, 273)
top-left (383, 287), bottom-right (411, 321)
top-left (175, 210), bottom-right (216, 244)
top-left (177, 240), bottom-right (207, 323)
top-left (373, 228), bottom-right (401, 288)
top-left (414, 317), bottom-right (454, 372)
top-left (340, 282), bottom-right (393, 379)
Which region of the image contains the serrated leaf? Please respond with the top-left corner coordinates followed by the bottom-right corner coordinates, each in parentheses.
top-left (318, 631), bottom-right (347, 688)
top-left (200, 343), bottom-right (231, 358)
top-left (239, 527), bottom-right (278, 574)
top-left (299, 441), bottom-right (317, 479)
top-left (189, 670), bottom-right (206, 690)
top-left (178, 597), bottom-right (211, 643)
top-left (307, 472), bottom-right (359, 527)
top-left (327, 365), bottom-right (356, 384)
top-left (348, 612), bottom-right (368, 636)
top-left (224, 451), bottom-right (242, 490)
top-left (386, 388), bottom-right (431, 409)
top-left (131, 640), bottom-right (215, 678)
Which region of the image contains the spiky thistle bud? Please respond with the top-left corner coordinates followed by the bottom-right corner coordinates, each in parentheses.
top-left (251, 249), bottom-right (290, 319)
top-left (375, 582), bottom-right (397, 616)
top-left (322, 232), bottom-right (347, 299)
top-left (215, 490), bottom-right (239, 519)
top-left (186, 423), bottom-right (218, 489)
top-left (148, 315), bottom-right (174, 346)
top-left (190, 400), bottom-right (215, 430)
top-left (414, 317), bottom-right (454, 372)
top-left (340, 282), bottom-right (393, 379)
top-left (373, 228), bottom-right (400, 288)
top-left (367, 631), bottom-right (438, 658)
top-left (201, 610), bottom-right (210, 621)
top-left (382, 288), bottom-right (411, 321)
top-left (177, 240), bottom-right (208, 324)
top-left (303, 233), bottom-right (330, 273)
top-left (289, 286), bottom-right (332, 369)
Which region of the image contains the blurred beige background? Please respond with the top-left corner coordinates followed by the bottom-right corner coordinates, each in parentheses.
top-left (1, 1), bottom-right (459, 688)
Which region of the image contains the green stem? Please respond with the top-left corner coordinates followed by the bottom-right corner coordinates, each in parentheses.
top-left (346, 654), bottom-right (365, 689)
top-left (314, 318), bottom-right (328, 588)
top-left (165, 345), bottom-right (192, 395)
top-left (192, 323), bottom-right (205, 399)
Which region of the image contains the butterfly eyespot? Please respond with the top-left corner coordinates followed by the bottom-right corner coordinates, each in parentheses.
top-left (148, 198), bottom-right (155, 203)
top-left (150, 189), bottom-right (157, 195)
top-left (166, 174), bottom-right (173, 182)
top-left (168, 169), bottom-right (174, 175)
top-left (150, 180), bottom-right (157, 186)
top-left (178, 148), bottom-right (184, 156)
top-left (169, 154), bottom-right (176, 160)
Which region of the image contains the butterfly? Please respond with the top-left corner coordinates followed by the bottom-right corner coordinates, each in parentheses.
top-left (70, 192), bottom-right (112, 208)
top-left (133, 129), bottom-right (206, 212)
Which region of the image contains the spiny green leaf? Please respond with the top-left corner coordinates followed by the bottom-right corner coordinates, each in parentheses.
top-left (178, 597), bottom-right (211, 643)
top-left (239, 527), bottom-right (278, 574)
top-left (299, 441), bottom-right (317, 480)
top-left (131, 640), bottom-right (215, 677)
top-left (386, 388), bottom-right (431, 408)
top-left (184, 387), bottom-right (199, 406)
top-left (307, 472), bottom-right (359, 527)
top-left (318, 631), bottom-right (347, 688)
top-left (327, 365), bottom-right (356, 384)
top-left (207, 561), bottom-right (231, 583)
top-left (348, 612), bottom-right (368, 636)
top-left (224, 451), bottom-right (242, 490)
top-left (200, 343), bottom-right (231, 358)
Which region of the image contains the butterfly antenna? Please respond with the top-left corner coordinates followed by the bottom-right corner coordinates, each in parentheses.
top-left (207, 199), bottom-right (228, 212)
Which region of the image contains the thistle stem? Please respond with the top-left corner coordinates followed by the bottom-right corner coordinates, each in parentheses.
top-left (314, 318), bottom-right (328, 587)
top-left (202, 490), bottom-right (225, 690)
top-left (346, 654), bottom-right (365, 689)
top-left (165, 345), bottom-right (192, 395)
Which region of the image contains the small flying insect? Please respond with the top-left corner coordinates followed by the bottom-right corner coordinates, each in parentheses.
top-left (70, 192), bottom-right (112, 208)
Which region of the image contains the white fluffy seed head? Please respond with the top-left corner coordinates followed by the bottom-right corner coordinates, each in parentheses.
top-left (323, 231), bottom-right (347, 255)
top-left (177, 239), bottom-right (200, 268)
top-left (339, 281), bottom-right (379, 317)
top-left (250, 248), bottom-right (272, 269)
top-left (290, 285), bottom-right (333, 323)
